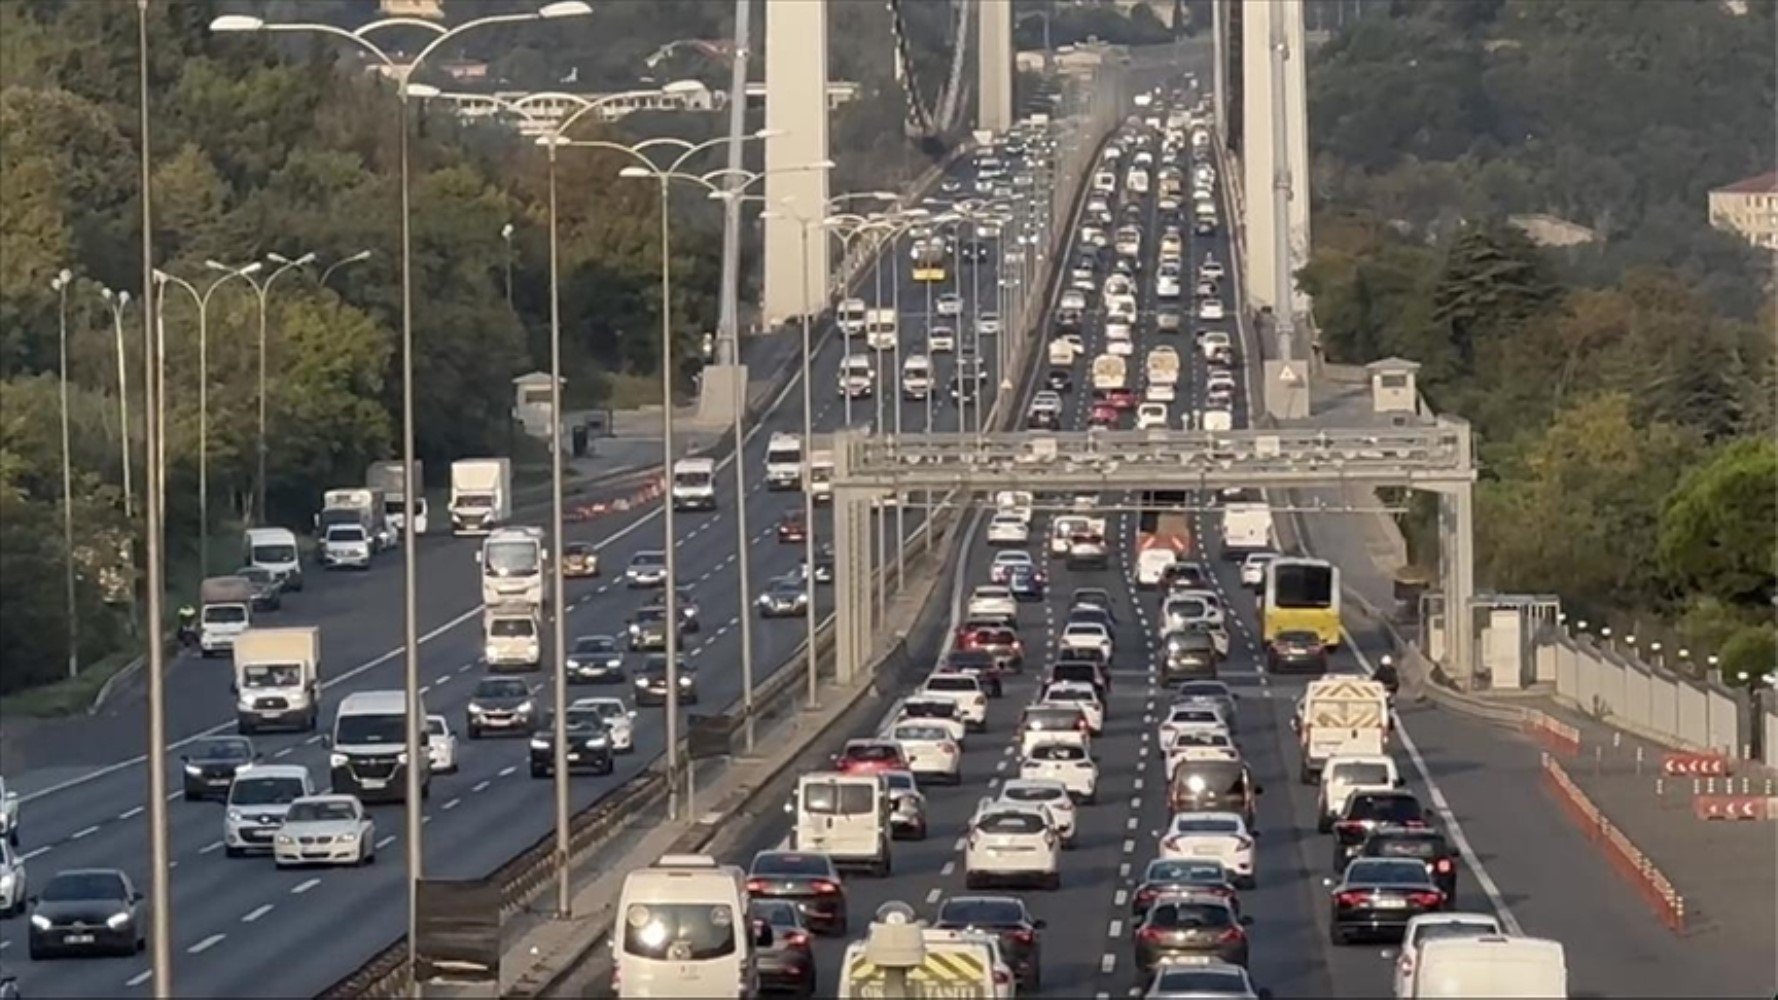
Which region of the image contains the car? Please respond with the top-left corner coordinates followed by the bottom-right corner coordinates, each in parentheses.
top-left (1066, 531), bottom-right (1110, 569)
top-left (625, 606), bottom-right (677, 651)
top-left (565, 634), bottom-right (625, 684)
top-left (319, 524), bottom-right (371, 570)
top-left (799, 544), bottom-right (835, 585)
top-left (1006, 565), bottom-right (1047, 604)
top-left (424, 715), bottom-right (458, 774)
top-left (274, 795), bottom-right (374, 867)
top-left (641, 587), bottom-right (700, 632)
top-left (777, 511), bottom-right (808, 543)
top-left (1327, 857), bottom-right (1447, 944)
top-left (466, 676), bottom-right (535, 738)
top-left (833, 739), bottom-right (907, 775)
top-left (1044, 367), bottom-right (1074, 393)
top-left (1156, 305), bottom-right (1184, 334)
top-left (222, 764), bottom-right (312, 857)
top-left (624, 550), bottom-right (668, 588)
top-left (989, 549), bottom-right (1035, 582)
top-left (933, 895), bottom-right (1047, 991)
top-left (569, 696), bottom-right (635, 752)
top-left (26, 869), bottom-right (145, 958)
top-left (757, 574), bottom-right (811, 618)
top-left (561, 541), bottom-right (599, 578)
top-left (880, 769), bottom-right (930, 841)
top-left (1316, 754), bottom-right (1400, 832)
top-left (1143, 959), bottom-right (1264, 998)
top-left (1137, 402), bottom-right (1170, 430)
top-left (1390, 913), bottom-right (1506, 997)
top-left (747, 851), bottom-right (849, 936)
top-left (887, 721), bottom-right (962, 784)
top-left (1358, 825), bottom-right (1461, 900)
top-left (895, 696), bottom-right (967, 742)
top-left (1200, 256), bottom-right (1225, 280)
top-left (928, 326), bottom-right (957, 352)
top-left (994, 779), bottom-right (1078, 846)
top-left (527, 705), bottom-right (616, 777)
top-left (0, 778), bottom-right (15, 847)
top-left (937, 293), bottom-right (963, 316)
top-left (1158, 812), bottom-right (1255, 887)
top-left (1132, 893), bottom-right (1252, 978)
top-left (1019, 741), bottom-right (1098, 802)
top-left (987, 513), bottom-right (1030, 546)
top-left (966, 585), bottom-right (1018, 620)
top-left (1101, 387), bottom-right (1138, 410)
top-left (1026, 403), bottom-right (1062, 431)
top-left (941, 649), bottom-right (1005, 697)
top-left (1174, 681), bottom-right (1239, 729)
top-left (1167, 752), bottom-right (1261, 830)
top-left (1267, 629), bottom-right (1328, 674)
top-left (955, 624), bottom-right (1024, 675)
top-left (749, 899), bottom-right (818, 995)
top-left (977, 312), bottom-right (1002, 336)
top-left (180, 735), bottom-right (256, 801)
top-left (0, 840), bottom-right (26, 917)
top-left (965, 805), bottom-right (1061, 890)
top-left (1239, 552), bottom-right (1275, 590)
top-left (633, 654), bottom-right (696, 706)
top-left (920, 672), bottom-right (990, 730)
top-left (1145, 382), bottom-right (1177, 404)
top-left (1163, 561), bottom-right (1211, 591)
top-left (1087, 402), bottom-right (1120, 429)
top-left (1040, 681), bottom-right (1105, 735)
top-left (1059, 621), bottom-right (1114, 661)
top-left (1333, 792), bottom-right (1429, 871)
top-left (236, 565), bottom-right (283, 612)
top-left (1132, 859), bottom-right (1240, 923)
top-left (1157, 702), bottom-right (1230, 747)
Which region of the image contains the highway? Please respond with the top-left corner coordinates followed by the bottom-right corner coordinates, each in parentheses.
top-left (0, 147), bottom-right (1040, 997)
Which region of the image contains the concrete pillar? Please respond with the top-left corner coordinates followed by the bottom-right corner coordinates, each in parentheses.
top-left (763, 0), bottom-right (830, 327)
top-left (833, 488), bottom-right (858, 684)
top-left (978, 0), bottom-right (1014, 132)
top-left (1239, 0), bottom-right (1309, 316)
top-left (1211, 0), bottom-right (1229, 149)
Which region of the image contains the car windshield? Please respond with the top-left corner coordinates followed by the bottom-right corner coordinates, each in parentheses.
top-left (335, 713), bottom-right (404, 745)
top-left (751, 853), bottom-right (832, 877)
top-left (925, 676), bottom-right (978, 693)
top-left (327, 527), bottom-right (366, 543)
top-left (573, 637), bottom-right (617, 654)
top-left (288, 800), bottom-right (357, 823)
top-left (1152, 967), bottom-right (1249, 993)
top-left (577, 701), bottom-right (625, 719)
top-left (1029, 743), bottom-right (1086, 762)
top-left (1172, 816), bottom-right (1240, 835)
top-left (490, 618), bottom-right (535, 638)
top-left (883, 772), bottom-right (917, 792)
top-left (564, 709), bottom-right (605, 732)
top-left (474, 679), bottom-right (528, 699)
top-left (194, 738), bottom-right (252, 761)
top-left (251, 543), bottom-right (297, 563)
top-left (425, 717), bottom-right (447, 736)
top-left (904, 700), bottom-right (956, 719)
top-left (230, 777), bottom-right (306, 806)
top-left (937, 898), bottom-right (1024, 926)
top-left (631, 552), bottom-right (665, 568)
top-left (1331, 762), bottom-right (1392, 785)
top-left (1352, 796), bottom-right (1424, 823)
top-left (621, 902), bottom-right (736, 961)
top-left (844, 743), bottom-right (900, 762)
top-left (1177, 683), bottom-right (1230, 699)
top-left (1149, 901), bottom-right (1234, 929)
top-left (42, 872), bottom-right (127, 902)
top-left (1025, 707), bottom-right (1082, 728)
top-left (1147, 859), bottom-right (1226, 884)
top-left (977, 811), bottom-right (1045, 835)
top-left (1349, 859), bottom-right (1433, 885)
top-left (241, 663), bottom-right (302, 688)
top-left (894, 725), bottom-right (948, 742)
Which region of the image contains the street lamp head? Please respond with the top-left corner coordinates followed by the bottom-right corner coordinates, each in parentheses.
top-left (152, 269), bottom-right (170, 284)
top-left (403, 83), bottom-right (443, 100)
top-left (209, 14), bottom-right (266, 32)
top-left (295, 252), bottom-right (317, 266)
top-left (538, 0), bottom-right (594, 18)
top-left (867, 191), bottom-right (899, 201)
top-left (618, 166), bottom-right (652, 179)
top-left (345, 250), bottom-right (373, 264)
top-left (759, 210), bottom-right (784, 221)
top-left (752, 128), bottom-right (784, 140)
top-left (501, 223), bottom-right (515, 239)
top-left (661, 79), bottom-right (706, 95)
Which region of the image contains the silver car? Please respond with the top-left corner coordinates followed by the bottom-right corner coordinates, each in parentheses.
top-left (274, 795), bottom-right (375, 867)
top-left (0, 839), bottom-right (25, 916)
top-left (223, 764), bottom-right (313, 857)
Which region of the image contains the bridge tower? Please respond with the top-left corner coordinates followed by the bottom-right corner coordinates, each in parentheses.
top-left (978, 0), bottom-right (1015, 132)
top-left (762, 0), bottom-right (832, 326)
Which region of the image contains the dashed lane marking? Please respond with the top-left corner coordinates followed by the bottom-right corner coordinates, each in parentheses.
top-left (198, 840), bottom-right (224, 855)
top-left (377, 834), bottom-right (397, 850)
top-left (126, 971), bottom-right (153, 988)
top-left (1113, 888), bottom-right (1128, 907)
top-left (442, 797), bottom-right (461, 811)
top-left (940, 861), bottom-right (956, 877)
top-left (1107, 919), bottom-right (1123, 937)
top-left (188, 933), bottom-right (226, 954)
top-left (290, 878), bottom-right (320, 895)
top-left (1099, 954), bottom-right (1116, 975)
top-left (498, 766), bottom-right (517, 778)
top-left (241, 904), bottom-right (273, 923)
top-left (926, 887), bottom-right (943, 904)
top-left (1122, 838), bottom-right (1135, 854)
top-left (472, 780), bottom-right (490, 793)
top-left (117, 806), bottom-right (143, 820)
top-left (70, 825), bottom-right (99, 840)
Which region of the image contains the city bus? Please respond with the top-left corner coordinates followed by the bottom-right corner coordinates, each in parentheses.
top-left (1262, 556), bottom-right (1342, 648)
top-left (911, 240), bottom-right (948, 283)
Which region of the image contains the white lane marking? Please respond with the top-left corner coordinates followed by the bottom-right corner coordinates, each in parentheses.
top-left (953, 836), bottom-right (968, 852)
top-left (377, 834), bottom-right (397, 849)
top-left (241, 904), bottom-right (273, 923)
top-left (1132, 777), bottom-right (1143, 791)
top-left (188, 933), bottom-right (226, 954)
top-left (940, 861), bottom-right (956, 876)
top-left (926, 887), bottom-right (943, 904)
top-left (1113, 888), bottom-right (1128, 907)
top-left (1107, 919), bottom-right (1123, 937)
top-left (118, 806), bottom-right (144, 820)
top-left (21, 846), bottom-right (51, 861)
top-left (1122, 839), bottom-right (1135, 854)
top-left (126, 970), bottom-right (153, 987)
top-left (290, 878), bottom-right (321, 895)
top-left (1118, 862), bottom-right (1131, 879)
top-left (498, 766), bottom-right (517, 778)
top-left (70, 824), bottom-right (99, 840)
top-left (1346, 633), bottom-right (1523, 935)
top-left (198, 840), bottom-right (224, 854)
top-left (1100, 953), bottom-right (1116, 974)
top-left (472, 780), bottom-right (491, 793)
top-left (273, 747), bottom-right (294, 759)
top-left (442, 797), bottom-right (461, 811)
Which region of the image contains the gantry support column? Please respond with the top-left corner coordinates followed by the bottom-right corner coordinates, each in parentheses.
top-left (978, 0), bottom-right (1015, 133)
top-left (1239, 0), bottom-right (1309, 318)
top-left (763, 0), bottom-right (830, 326)
top-left (1211, 0), bottom-right (1230, 149)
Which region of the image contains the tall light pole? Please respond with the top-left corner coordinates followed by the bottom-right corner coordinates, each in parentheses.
top-left (500, 222), bottom-right (515, 309)
top-left (319, 249), bottom-right (373, 289)
top-left (206, 251), bottom-right (314, 523)
top-left (98, 287), bottom-right (134, 521)
top-left (52, 270), bottom-right (77, 679)
top-left (210, 4), bottom-right (594, 989)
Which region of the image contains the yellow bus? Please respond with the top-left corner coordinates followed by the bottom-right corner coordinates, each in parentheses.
top-left (911, 241), bottom-right (947, 283)
top-left (1262, 556), bottom-right (1342, 648)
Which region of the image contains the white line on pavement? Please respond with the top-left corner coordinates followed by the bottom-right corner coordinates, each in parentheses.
top-left (118, 806), bottom-right (144, 820)
top-left (70, 825), bottom-right (99, 840)
top-left (198, 840), bottom-right (223, 854)
top-left (188, 933), bottom-right (226, 954)
top-left (1099, 954), bottom-right (1116, 974)
top-left (377, 834), bottom-right (397, 849)
top-left (241, 904), bottom-right (273, 923)
top-left (290, 878), bottom-right (320, 895)
top-left (126, 970), bottom-right (153, 987)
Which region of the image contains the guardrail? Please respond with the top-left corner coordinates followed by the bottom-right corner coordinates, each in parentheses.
top-left (1540, 751), bottom-right (1687, 932)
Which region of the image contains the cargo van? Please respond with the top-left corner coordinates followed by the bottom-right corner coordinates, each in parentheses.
top-left (242, 527), bottom-right (303, 591)
top-left (1406, 935), bottom-right (1567, 998)
top-left (788, 773), bottom-right (891, 875)
top-left (671, 457), bottom-right (718, 511)
top-left (612, 854), bottom-right (754, 999)
top-left (836, 298), bottom-right (868, 335)
top-left (328, 690), bottom-right (429, 803)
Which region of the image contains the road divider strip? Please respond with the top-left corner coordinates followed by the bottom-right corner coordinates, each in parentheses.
top-left (1539, 751), bottom-right (1687, 932)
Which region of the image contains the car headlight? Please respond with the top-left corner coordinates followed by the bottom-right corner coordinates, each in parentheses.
top-left (468, 703), bottom-right (485, 715)
top-left (227, 809), bottom-right (243, 823)
top-left (1186, 774), bottom-right (1208, 794)
top-left (517, 700), bottom-right (534, 715)
top-left (566, 658), bottom-right (582, 670)
top-left (396, 752), bottom-right (409, 765)
top-left (276, 835), bottom-right (294, 846)
top-left (530, 738), bottom-right (550, 750)
top-left (329, 753), bottom-right (348, 768)
top-left (184, 764), bottom-right (202, 775)
top-left (485, 645), bottom-right (498, 660)
top-left (107, 911), bottom-right (133, 930)
top-left (31, 913), bottom-right (51, 930)
top-left (0, 872), bottom-right (14, 891)
top-left (633, 676), bottom-right (647, 686)
top-left (678, 675), bottom-right (693, 686)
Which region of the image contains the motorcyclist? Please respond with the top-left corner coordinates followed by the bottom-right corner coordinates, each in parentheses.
top-left (176, 605), bottom-right (198, 648)
top-left (1374, 654), bottom-right (1401, 695)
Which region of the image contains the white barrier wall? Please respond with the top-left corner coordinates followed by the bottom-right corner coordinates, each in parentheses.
top-left (1545, 632), bottom-right (1754, 759)
top-left (1765, 711), bottom-right (1778, 769)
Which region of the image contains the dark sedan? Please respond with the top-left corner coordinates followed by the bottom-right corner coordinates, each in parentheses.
top-left (27, 869), bottom-right (146, 959)
top-left (1131, 859), bottom-right (1241, 923)
top-left (1357, 825), bottom-right (1460, 901)
top-left (564, 634), bottom-right (624, 684)
top-left (236, 566), bottom-right (283, 612)
top-left (749, 899), bottom-right (817, 995)
top-left (180, 736), bottom-right (256, 801)
top-left (776, 512), bottom-right (807, 544)
top-left (941, 649), bottom-right (1004, 697)
top-left (933, 895), bottom-right (1045, 991)
top-left (1174, 680), bottom-right (1239, 731)
top-left (1044, 368), bottom-right (1073, 393)
top-left (746, 851), bottom-right (848, 936)
top-left (633, 654), bottom-right (696, 706)
top-left (466, 676), bottom-right (535, 738)
top-left (1132, 892), bottom-right (1251, 979)
top-left (626, 606), bottom-right (676, 651)
top-left (1327, 858), bottom-right (1446, 944)
top-left (757, 575), bottom-right (810, 618)
top-left (527, 707), bottom-right (615, 778)
top-left (1007, 566), bottom-right (1047, 603)
top-left (1333, 792), bottom-right (1429, 871)
top-left (1267, 629), bottom-right (1328, 674)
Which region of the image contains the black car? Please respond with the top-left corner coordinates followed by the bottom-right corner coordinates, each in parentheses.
top-left (236, 566), bottom-right (283, 612)
top-left (626, 606), bottom-right (677, 651)
top-left (180, 736), bottom-right (256, 801)
top-left (1163, 561), bottom-right (1211, 591)
top-left (641, 587), bottom-right (700, 633)
top-left (1327, 857), bottom-right (1447, 944)
top-left (941, 649), bottom-right (1003, 697)
top-left (564, 634), bottom-right (624, 684)
top-left (1068, 589), bottom-right (1116, 620)
top-left (633, 654), bottom-right (697, 706)
top-left (1131, 859), bottom-right (1240, 923)
top-left (1007, 566), bottom-right (1047, 603)
top-left (749, 899), bottom-right (817, 995)
top-left (466, 676), bottom-right (535, 738)
top-left (528, 706), bottom-right (615, 777)
top-left (1358, 825), bottom-right (1460, 901)
top-left (758, 575), bottom-right (810, 618)
top-left (1026, 405), bottom-right (1061, 431)
top-left (933, 895), bottom-right (1045, 991)
top-left (1044, 367), bottom-right (1073, 393)
top-left (959, 239), bottom-right (992, 262)
top-left (747, 851), bottom-right (848, 936)
top-left (27, 869), bottom-right (146, 959)
top-left (1162, 629), bottom-right (1218, 682)
top-left (1267, 630), bottom-right (1328, 674)
top-left (1333, 792), bottom-right (1429, 870)
top-left (1132, 892), bottom-right (1251, 978)
top-left (801, 544), bottom-right (835, 585)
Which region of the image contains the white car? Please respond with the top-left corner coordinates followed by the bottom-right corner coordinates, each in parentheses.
top-left (967, 586), bottom-right (1018, 620)
top-left (1240, 552), bottom-right (1275, 590)
top-left (1156, 272), bottom-right (1181, 299)
top-left (920, 672), bottom-right (990, 730)
top-left (928, 326), bottom-right (956, 352)
top-left (989, 550), bottom-right (1035, 583)
top-left (894, 697), bottom-right (968, 744)
top-left (1147, 961), bottom-right (1262, 998)
top-left (1051, 333), bottom-right (1086, 360)
top-left (1317, 754), bottom-right (1401, 832)
top-left (1198, 330), bottom-right (1232, 358)
top-left (1049, 516), bottom-right (1089, 557)
top-left (1164, 593), bottom-right (1224, 633)
top-left (1158, 811), bottom-right (1254, 886)
top-left (1059, 289), bottom-right (1088, 312)
top-left (1145, 382), bottom-right (1177, 404)
top-left (1041, 681), bottom-right (1105, 735)
top-left (889, 721), bottom-right (963, 785)
top-left (937, 293), bottom-right (963, 317)
top-left (977, 312), bottom-right (1002, 336)
top-left (424, 715), bottom-right (458, 774)
top-left (274, 794), bottom-right (375, 867)
top-left (0, 776), bottom-right (17, 846)
top-left (0, 838), bottom-right (25, 917)
top-left (995, 779), bottom-right (1078, 844)
top-left (1106, 330), bottom-right (1135, 357)
top-left (1200, 257), bottom-right (1225, 281)
top-left (964, 805), bottom-right (1061, 890)
top-left (571, 696), bottom-right (636, 752)
top-left (1018, 743), bottom-right (1099, 803)
top-left (986, 514), bottom-right (1030, 546)
top-left (1165, 730), bottom-right (1239, 777)
top-left (1136, 402), bottom-right (1170, 430)
top-left (1060, 621), bottom-right (1114, 660)
top-left (1198, 298), bottom-right (1226, 321)
top-left (1158, 704), bottom-right (1232, 749)
top-left (1392, 913), bottom-right (1506, 999)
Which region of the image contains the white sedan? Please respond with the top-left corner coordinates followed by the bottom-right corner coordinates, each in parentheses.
top-left (965, 805), bottom-right (1061, 890)
top-left (571, 696), bottom-right (636, 752)
top-left (1199, 330), bottom-right (1232, 358)
top-left (894, 697), bottom-right (968, 744)
top-left (1050, 516), bottom-right (1089, 556)
top-left (1165, 730), bottom-right (1239, 778)
top-left (967, 586), bottom-right (1018, 620)
top-left (920, 672), bottom-right (990, 730)
top-left (987, 514), bottom-right (1031, 547)
top-left (1240, 552), bottom-right (1275, 590)
top-left (274, 795), bottom-right (375, 867)
top-left (1060, 621), bottom-right (1114, 661)
top-left (1136, 402), bottom-right (1170, 430)
top-left (937, 293), bottom-right (963, 317)
top-left (1145, 382), bottom-right (1177, 404)
top-left (928, 326), bottom-right (957, 352)
top-left (1041, 681), bottom-right (1105, 735)
top-left (1158, 812), bottom-right (1254, 887)
top-left (424, 715), bottom-right (458, 774)
top-left (1019, 743), bottom-right (1099, 803)
top-left (977, 312), bottom-right (1002, 336)
top-left (889, 722), bottom-right (963, 785)
top-left (996, 779), bottom-right (1079, 844)
top-left (1158, 704), bottom-right (1232, 749)
top-left (990, 550), bottom-right (1036, 583)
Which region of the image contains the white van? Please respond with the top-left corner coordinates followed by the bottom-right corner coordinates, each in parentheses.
top-left (836, 298), bottom-right (868, 336)
top-left (788, 773), bottom-right (891, 875)
top-left (328, 690), bottom-right (429, 804)
top-left (838, 354), bottom-right (875, 399)
top-left (764, 433), bottom-right (803, 491)
top-left (671, 457), bottom-right (718, 511)
top-left (613, 854), bottom-right (754, 999)
top-left (864, 308), bottom-right (899, 351)
top-left (1407, 935), bottom-right (1567, 998)
top-left (242, 527), bottom-right (303, 591)
top-left (807, 451), bottom-right (834, 503)
top-left (902, 354), bottom-right (933, 400)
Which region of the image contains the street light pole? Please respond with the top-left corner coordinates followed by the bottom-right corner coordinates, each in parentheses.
top-left (543, 140), bottom-right (572, 916)
top-left (207, 252), bottom-right (314, 524)
top-left (501, 222), bottom-right (515, 309)
top-left (99, 288), bottom-right (134, 521)
top-left (52, 270), bottom-right (77, 679)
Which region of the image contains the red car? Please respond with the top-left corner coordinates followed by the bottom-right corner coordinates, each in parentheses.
top-left (1088, 404), bottom-right (1120, 429)
top-left (832, 739), bottom-right (907, 775)
top-left (1099, 387), bottom-right (1137, 410)
top-left (777, 513), bottom-right (807, 544)
top-left (957, 625), bottom-right (1024, 673)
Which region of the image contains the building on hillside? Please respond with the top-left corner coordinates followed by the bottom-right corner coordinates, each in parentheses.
top-left (1508, 213), bottom-right (1598, 249)
top-left (380, 0), bottom-right (443, 18)
top-left (1708, 171), bottom-right (1778, 251)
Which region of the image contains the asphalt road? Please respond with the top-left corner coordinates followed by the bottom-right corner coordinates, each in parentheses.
top-left (0, 148), bottom-right (1043, 997)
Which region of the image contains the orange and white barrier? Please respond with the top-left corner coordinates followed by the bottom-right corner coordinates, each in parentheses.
top-left (1522, 711), bottom-right (1581, 757)
top-left (1661, 752), bottom-right (1731, 777)
top-left (565, 476), bottom-right (667, 523)
top-left (1691, 794), bottom-right (1775, 821)
top-left (1540, 753), bottom-right (1687, 932)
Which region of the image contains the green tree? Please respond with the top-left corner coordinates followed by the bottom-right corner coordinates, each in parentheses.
top-left (1656, 437), bottom-right (1778, 610)
top-left (1428, 224), bottom-right (1555, 374)
top-left (1715, 627), bottom-right (1776, 688)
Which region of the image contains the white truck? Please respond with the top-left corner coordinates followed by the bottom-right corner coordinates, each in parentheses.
top-left (233, 627), bottom-right (321, 733)
top-left (199, 576), bottom-right (254, 657)
top-left (365, 460), bottom-right (427, 536)
top-left (764, 432), bottom-right (804, 491)
top-left (1296, 677), bottom-right (1391, 784)
top-left (1092, 353), bottom-right (1128, 392)
top-left (1220, 502), bottom-right (1275, 560)
top-left (864, 308), bottom-right (899, 351)
top-left (1146, 346), bottom-right (1181, 388)
top-left (449, 458), bottom-right (512, 536)
top-left (1406, 935), bottom-right (1568, 998)
top-left (836, 297), bottom-right (868, 336)
top-left (478, 526), bottom-right (546, 609)
top-left (317, 488), bottom-right (389, 552)
top-left (807, 450), bottom-right (835, 503)
top-left (670, 457), bottom-right (718, 511)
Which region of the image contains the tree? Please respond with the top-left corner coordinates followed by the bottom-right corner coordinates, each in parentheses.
top-left (1429, 224), bottom-right (1555, 374)
top-left (1656, 437), bottom-right (1778, 611)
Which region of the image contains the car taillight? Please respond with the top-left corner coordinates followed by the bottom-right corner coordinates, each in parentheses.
top-left (1434, 858), bottom-right (1454, 874)
top-left (993, 969), bottom-right (1011, 986)
top-left (1334, 890), bottom-right (1369, 908)
top-left (1335, 820), bottom-right (1364, 836)
top-left (811, 879), bottom-right (841, 895)
top-left (1216, 926), bottom-right (1245, 944)
top-left (785, 930), bottom-right (810, 948)
top-left (1136, 925), bottom-right (1167, 942)
top-left (1135, 886), bottom-right (1158, 905)
top-left (746, 878), bottom-right (768, 893)
top-left (1408, 890), bottom-right (1444, 908)
top-left (1009, 929), bottom-right (1035, 944)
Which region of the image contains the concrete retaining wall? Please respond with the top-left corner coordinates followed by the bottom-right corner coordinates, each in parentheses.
top-left (1543, 630), bottom-right (1754, 760)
